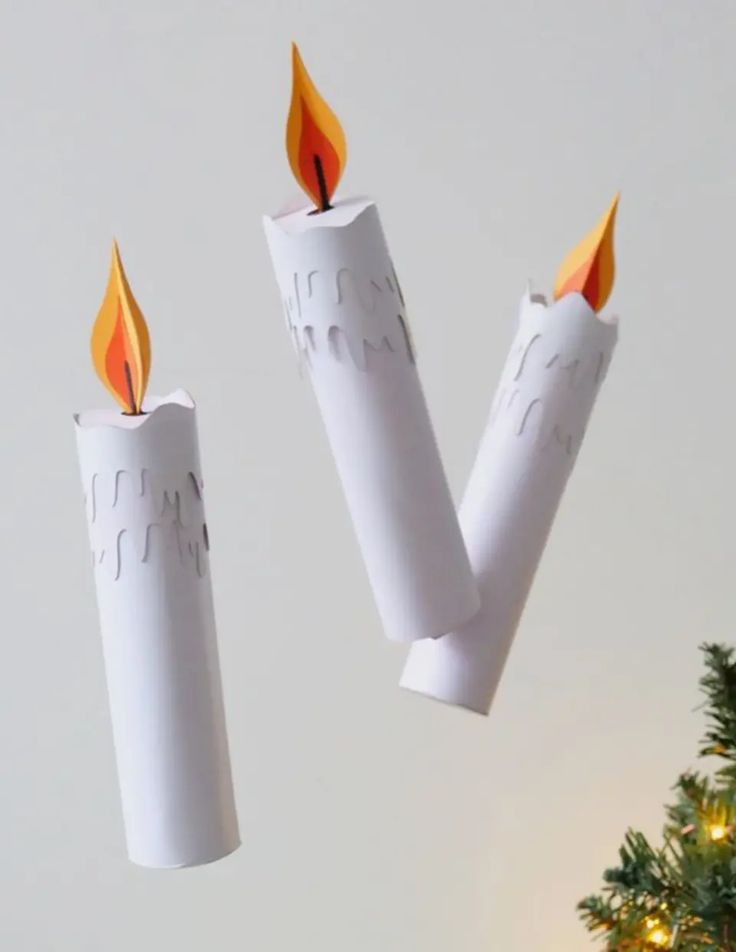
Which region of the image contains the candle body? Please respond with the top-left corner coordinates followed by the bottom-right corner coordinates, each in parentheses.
top-left (264, 198), bottom-right (479, 642)
top-left (75, 391), bottom-right (239, 867)
top-left (400, 292), bottom-right (618, 713)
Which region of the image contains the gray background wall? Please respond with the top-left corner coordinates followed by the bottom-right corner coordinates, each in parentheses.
top-left (1, 0), bottom-right (734, 948)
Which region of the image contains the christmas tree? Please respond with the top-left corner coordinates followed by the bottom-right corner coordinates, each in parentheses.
top-left (579, 644), bottom-right (736, 950)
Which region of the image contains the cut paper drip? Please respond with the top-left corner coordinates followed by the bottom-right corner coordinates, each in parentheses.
top-left (285, 314), bottom-right (413, 371)
top-left (487, 310), bottom-right (614, 458)
top-left (82, 468), bottom-right (209, 580)
top-left (281, 266), bottom-right (412, 371)
top-left (76, 394), bottom-right (214, 584)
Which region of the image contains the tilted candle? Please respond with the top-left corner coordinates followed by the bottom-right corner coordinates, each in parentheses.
top-left (74, 244), bottom-right (239, 867)
top-left (401, 198), bottom-right (620, 713)
top-left (263, 45), bottom-right (479, 643)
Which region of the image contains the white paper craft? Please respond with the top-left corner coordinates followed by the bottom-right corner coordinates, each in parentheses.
top-left (264, 198), bottom-right (480, 642)
top-left (263, 45), bottom-right (479, 643)
top-left (75, 244), bottom-right (238, 867)
top-left (75, 391), bottom-right (240, 867)
top-left (400, 290), bottom-right (618, 713)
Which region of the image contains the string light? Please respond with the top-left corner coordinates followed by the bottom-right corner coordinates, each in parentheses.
top-left (645, 919), bottom-right (670, 947)
top-left (708, 823), bottom-right (728, 842)
top-left (647, 925), bottom-right (670, 947)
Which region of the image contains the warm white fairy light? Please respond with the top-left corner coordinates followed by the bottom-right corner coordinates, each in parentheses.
top-left (645, 917), bottom-right (670, 948)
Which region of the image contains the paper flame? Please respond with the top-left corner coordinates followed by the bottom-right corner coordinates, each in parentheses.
top-left (554, 194), bottom-right (619, 312)
top-left (286, 43), bottom-right (347, 212)
top-left (91, 242), bottom-right (151, 414)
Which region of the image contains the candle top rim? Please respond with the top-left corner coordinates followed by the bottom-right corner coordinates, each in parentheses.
top-left (522, 288), bottom-right (619, 333)
top-left (74, 389), bottom-right (194, 430)
top-left (265, 194), bottom-right (374, 234)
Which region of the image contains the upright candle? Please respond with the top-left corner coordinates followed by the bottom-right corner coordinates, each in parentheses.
top-left (263, 45), bottom-right (479, 643)
top-left (74, 244), bottom-right (239, 867)
top-left (401, 198), bottom-right (620, 713)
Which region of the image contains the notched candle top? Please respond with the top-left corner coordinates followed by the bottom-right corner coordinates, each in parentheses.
top-left (91, 242), bottom-right (151, 415)
top-left (287, 43), bottom-right (347, 213)
top-left (554, 193), bottom-right (619, 313)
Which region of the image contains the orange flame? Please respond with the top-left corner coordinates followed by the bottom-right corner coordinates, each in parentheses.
top-left (554, 194), bottom-right (619, 312)
top-left (286, 43), bottom-right (347, 212)
top-left (91, 242), bottom-right (151, 414)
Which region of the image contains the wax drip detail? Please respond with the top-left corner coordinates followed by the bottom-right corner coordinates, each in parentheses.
top-left (487, 295), bottom-right (616, 461)
top-left (283, 267), bottom-right (414, 371)
top-left (82, 468), bottom-right (209, 580)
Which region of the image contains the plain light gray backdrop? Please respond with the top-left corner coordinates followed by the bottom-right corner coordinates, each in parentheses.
top-left (1, 0), bottom-right (734, 948)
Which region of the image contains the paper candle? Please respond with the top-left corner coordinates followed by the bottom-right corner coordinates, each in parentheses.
top-left (263, 45), bottom-right (479, 643)
top-left (74, 244), bottom-right (239, 867)
top-left (400, 198), bottom-right (620, 713)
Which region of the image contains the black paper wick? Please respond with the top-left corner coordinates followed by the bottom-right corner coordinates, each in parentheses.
top-left (122, 360), bottom-right (143, 416)
top-left (313, 154), bottom-right (332, 213)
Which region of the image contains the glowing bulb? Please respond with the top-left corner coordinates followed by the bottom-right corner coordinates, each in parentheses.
top-left (709, 823), bottom-right (727, 842)
top-left (644, 918), bottom-right (670, 947)
top-left (648, 926), bottom-right (669, 947)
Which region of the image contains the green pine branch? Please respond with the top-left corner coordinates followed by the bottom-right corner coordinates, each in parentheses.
top-left (579, 644), bottom-right (736, 950)
top-left (699, 645), bottom-right (736, 782)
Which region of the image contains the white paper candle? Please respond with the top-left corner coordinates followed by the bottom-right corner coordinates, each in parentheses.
top-left (75, 246), bottom-right (239, 867)
top-left (263, 46), bottom-right (479, 643)
top-left (401, 200), bottom-right (620, 713)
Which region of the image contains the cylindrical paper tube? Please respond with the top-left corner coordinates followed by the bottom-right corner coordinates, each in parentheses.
top-left (264, 198), bottom-right (480, 643)
top-left (400, 291), bottom-right (618, 713)
top-left (75, 390), bottom-right (239, 867)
